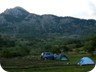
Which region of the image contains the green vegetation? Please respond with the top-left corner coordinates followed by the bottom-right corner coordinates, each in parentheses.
top-left (8, 66), bottom-right (94, 72)
top-left (0, 54), bottom-right (95, 72)
top-left (0, 34), bottom-right (96, 72)
top-left (0, 35), bottom-right (96, 57)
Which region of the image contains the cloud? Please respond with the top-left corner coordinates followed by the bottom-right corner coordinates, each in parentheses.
top-left (87, 0), bottom-right (96, 19)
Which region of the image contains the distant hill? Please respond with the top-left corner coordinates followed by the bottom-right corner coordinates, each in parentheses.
top-left (0, 7), bottom-right (96, 39)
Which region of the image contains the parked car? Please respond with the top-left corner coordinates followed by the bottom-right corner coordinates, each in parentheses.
top-left (40, 52), bottom-right (54, 60)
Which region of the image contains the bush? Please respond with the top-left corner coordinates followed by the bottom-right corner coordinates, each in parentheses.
top-left (0, 47), bottom-right (30, 58)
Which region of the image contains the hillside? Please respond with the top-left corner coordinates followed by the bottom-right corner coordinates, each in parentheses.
top-left (0, 7), bottom-right (96, 39)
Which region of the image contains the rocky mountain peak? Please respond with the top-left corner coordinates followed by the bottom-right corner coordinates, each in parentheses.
top-left (3, 6), bottom-right (29, 16)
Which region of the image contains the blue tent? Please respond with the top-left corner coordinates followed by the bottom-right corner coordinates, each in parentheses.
top-left (78, 57), bottom-right (95, 65)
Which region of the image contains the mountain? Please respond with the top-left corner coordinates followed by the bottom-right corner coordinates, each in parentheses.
top-left (0, 7), bottom-right (96, 39)
top-left (1, 7), bottom-right (29, 22)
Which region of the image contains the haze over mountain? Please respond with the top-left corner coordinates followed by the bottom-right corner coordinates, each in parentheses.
top-left (0, 7), bottom-right (96, 39)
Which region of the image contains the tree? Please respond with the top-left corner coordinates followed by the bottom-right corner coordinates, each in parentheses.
top-left (84, 37), bottom-right (96, 56)
top-left (51, 45), bottom-right (61, 53)
top-left (59, 45), bottom-right (69, 53)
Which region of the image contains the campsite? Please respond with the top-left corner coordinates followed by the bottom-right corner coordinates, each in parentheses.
top-left (0, 5), bottom-right (96, 72)
top-left (0, 53), bottom-right (95, 72)
top-left (0, 35), bottom-right (96, 72)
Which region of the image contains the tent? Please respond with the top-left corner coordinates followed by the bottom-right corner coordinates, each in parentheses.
top-left (78, 57), bottom-right (95, 65)
top-left (54, 53), bottom-right (69, 61)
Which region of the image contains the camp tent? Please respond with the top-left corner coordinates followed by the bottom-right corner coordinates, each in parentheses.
top-left (54, 53), bottom-right (69, 61)
top-left (78, 57), bottom-right (95, 65)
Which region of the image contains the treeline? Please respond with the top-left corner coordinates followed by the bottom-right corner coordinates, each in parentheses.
top-left (0, 35), bottom-right (30, 57)
top-left (0, 35), bottom-right (96, 58)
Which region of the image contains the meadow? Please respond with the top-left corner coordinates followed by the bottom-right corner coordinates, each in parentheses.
top-left (0, 54), bottom-right (95, 72)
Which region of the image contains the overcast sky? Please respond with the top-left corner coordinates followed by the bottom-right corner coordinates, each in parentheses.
top-left (0, 0), bottom-right (96, 19)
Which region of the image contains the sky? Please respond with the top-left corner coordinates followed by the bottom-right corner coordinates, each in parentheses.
top-left (0, 0), bottom-right (96, 19)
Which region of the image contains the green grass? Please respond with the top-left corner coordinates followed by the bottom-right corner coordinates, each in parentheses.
top-left (8, 66), bottom-right (94, 72)
top-left (0, 54), bottom-right (95, 72)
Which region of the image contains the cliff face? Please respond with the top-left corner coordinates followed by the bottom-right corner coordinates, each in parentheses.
top-left (0, 7), bottom-right (96, 39)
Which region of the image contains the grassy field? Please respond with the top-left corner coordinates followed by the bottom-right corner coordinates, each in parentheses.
top-left (7, 65), bottom-right (94, 72)
top-left (0, 54), bottom-right (95, 72)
